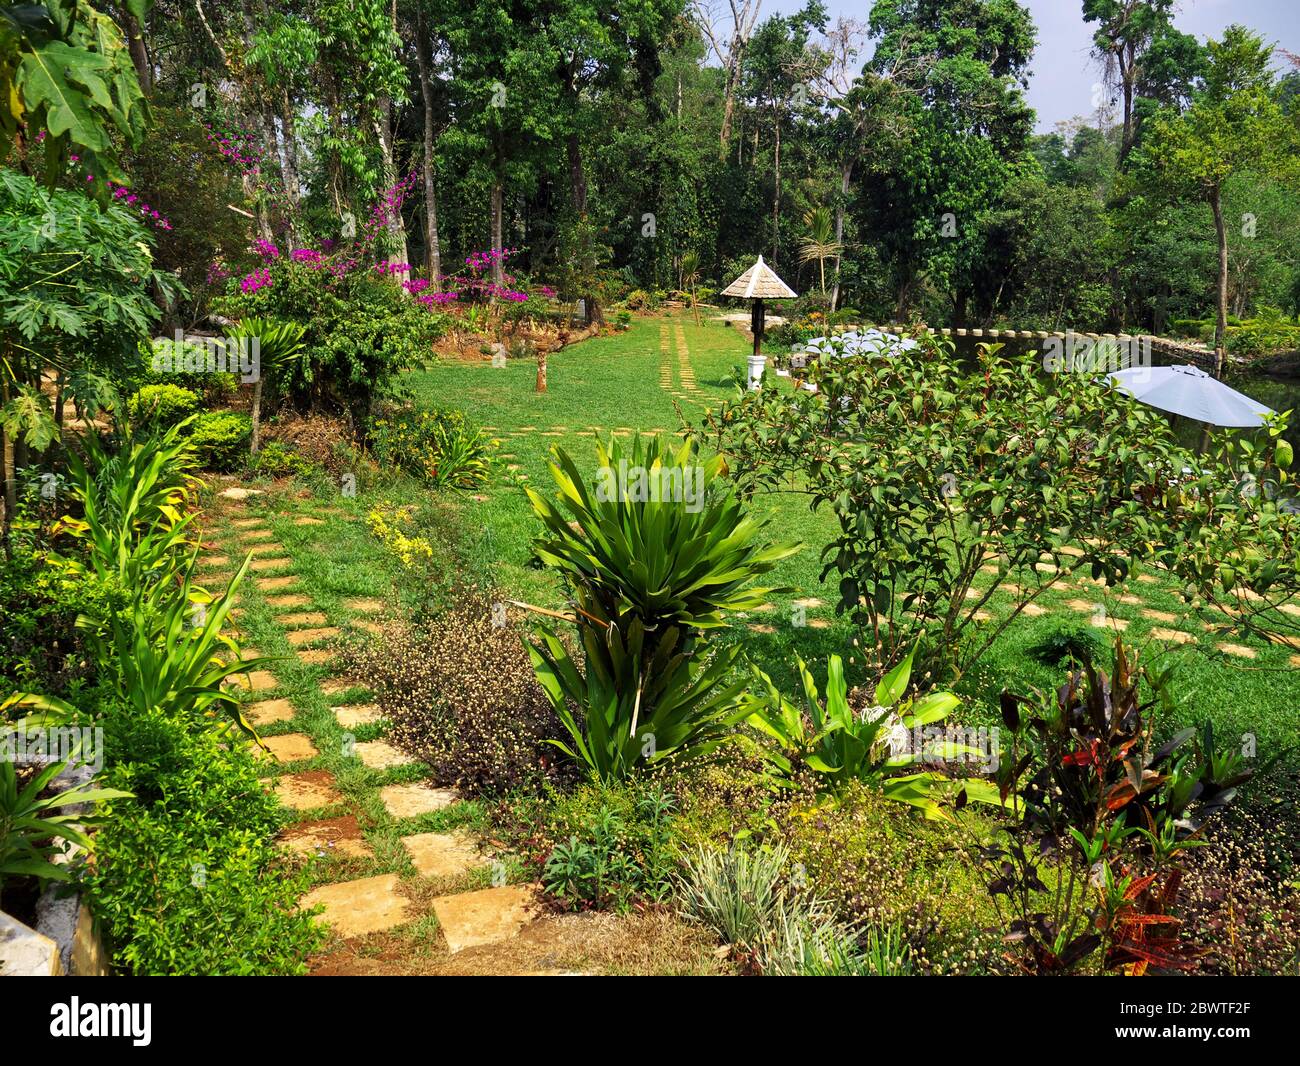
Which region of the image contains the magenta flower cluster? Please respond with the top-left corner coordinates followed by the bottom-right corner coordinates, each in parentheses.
top-left (240, 267), bottom-right (272, 295)
top-left (66, 154), bottom-right (173, 231)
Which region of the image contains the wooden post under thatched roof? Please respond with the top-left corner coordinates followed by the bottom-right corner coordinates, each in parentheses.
top-left (721, 255), bottom-right (796, 356)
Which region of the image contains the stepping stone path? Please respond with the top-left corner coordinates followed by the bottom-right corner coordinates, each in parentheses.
top-left (355, 740), bottom-right (412, 770)
top-left (380, 783), bottom-right (460, 818)
top-left (430, 884), bottom-right (542, 954)
top-left (197, 451), bottom-right (647, 971)
top-left (246, 698), bottom-right (295, 726)
top-left (335, 703), bottom-right (383, 728)
top-left (402, 831), bottom-right (484, 879)
top-left (302, 875), bottom-right (413, 938)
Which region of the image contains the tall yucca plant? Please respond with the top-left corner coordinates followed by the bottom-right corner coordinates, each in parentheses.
top-left (529, 590), bottom-right (750, 781)
top-left (223, 317), bottom-right (307, 456)
top-left (526, 434), bottom-right (801, 650)
top-left (525, 435), bottom-right (801, 781)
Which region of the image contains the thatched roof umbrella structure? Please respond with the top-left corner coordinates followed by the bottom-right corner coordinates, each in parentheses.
top-left (720, 255), bottom-right (797, 358)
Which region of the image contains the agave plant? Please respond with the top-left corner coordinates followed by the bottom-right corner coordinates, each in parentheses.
top-left (744, 647), bottom-right (974, 819)
top-left (525, 436), bottom-right (801, 781)
top-left (77, 553), bottom-right (277, 739)
top-left (526, 435), bottom-right (801, 652)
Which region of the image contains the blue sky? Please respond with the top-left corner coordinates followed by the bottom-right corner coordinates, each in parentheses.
top-left (764, 0), bottom-right (1297, 131)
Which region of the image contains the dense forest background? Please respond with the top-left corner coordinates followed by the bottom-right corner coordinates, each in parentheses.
top-left (64, 1), bottom-right (1300, 334)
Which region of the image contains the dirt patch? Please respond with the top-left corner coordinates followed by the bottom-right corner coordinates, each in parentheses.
top-left (307, 907), bottom-right (733, 977)
top-left (279, 815), bottom-right (371, 859)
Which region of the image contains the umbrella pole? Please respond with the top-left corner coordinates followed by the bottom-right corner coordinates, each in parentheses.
top-left (751, 298), bottom-right (765, 356)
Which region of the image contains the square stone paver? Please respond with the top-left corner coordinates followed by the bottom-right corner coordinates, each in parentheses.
top-left (402, 831), bottom-right (484, 878)
top-left (1143, 609), bottom-right (1180, 624)
top-left (302, 874), bottom-right (412, 938)
top-left (231, 518), bottom-right (266, 529)
top-left (250, 557), bottom-right (294, 572)
top-left (379, 783), bottom-right (459, 818)
top-left (246, 698), bottom-right (295, 726)
top-left (321, 678), bottom-right (361, 696)
top-left (294, 516), bottom-right (325, 526)
top-left (258, 576), bottom-right (300, 592)
top-left (226, 669), bottom-right (279, 693)
top-left (263, 733), bottom-right (319, 762)
top-left (280, 611), bottom-right (328, 627)
top-left (273, 772), bottom-right (341, 811)
top-left (279, 816), bottom-right (372, 860)
top-left (355, 741), bottom-right (412, 770)
top-left (1150, 627), bottom-right (1195, 646)
top-left (335, 703), bottom-right (384, 728)
top-left (345, 597), bottom-right (386, 614)
top-left (199, 555), bottom-right (230, 568)
top-left (1217, 642), bottom-right (1257, 659)
top-left (298, 649), bottom-right (335, 666)
top-left (430, 884), bottom-right (540, 953)
top-left (287, 626), bottom-right (341, 647)
top-left (266, 593), bottom-right (312, 609)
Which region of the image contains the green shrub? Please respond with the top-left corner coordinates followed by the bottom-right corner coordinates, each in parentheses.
top-left (250, 440), bottom-right (319, 479)
top-left (80, 707), bottom-right (325, 974)
top-left (189, 411), bottom-right (251, 471)
top-left (1026, 618), bottom-right (1109, 667)
top-left (542, 790), bottom-right (677, 912)
top-left (217, 261), bottom-right (444, 422)
top-left (367, 405), bottom-right (493, 489)
top-left (127, 383), bottom-right (199, 427)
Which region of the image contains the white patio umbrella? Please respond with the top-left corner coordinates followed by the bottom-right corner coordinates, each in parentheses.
top-left (1105, 364), bottom-right (1275, 428)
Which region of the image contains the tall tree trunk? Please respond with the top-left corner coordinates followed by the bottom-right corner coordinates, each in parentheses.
top-left (491, 174), bottom-right (505, 286)
top-left (415, 6), bottom-right (442, 288)
top-left (278, 89), bottom-right (302, 220)
top-left (250, 378), bottom-right (263, 455)
top-left (771, 102), bottom-right (781, 264)
top-left (373, 103), bottom-right (409, 267)
top-left (125, 13), bottom-right (151, 93)
top-left (536, 348), bottom-right (547, 392)
top-left (830, 160), bottom-right (851, 311)
top-left (1211, 183), bottom-right (1228, 379)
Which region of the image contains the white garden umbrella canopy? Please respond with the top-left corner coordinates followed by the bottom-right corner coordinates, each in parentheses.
top-left (1105, 364), bottom-right (1275, 428)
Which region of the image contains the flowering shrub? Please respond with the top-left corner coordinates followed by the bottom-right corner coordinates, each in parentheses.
top-left (367, 405), bottom-right (493, 489)
top-left (357, 595), bottom-right (576, 797)
top-left (365, 503), bottom-right (436, 569)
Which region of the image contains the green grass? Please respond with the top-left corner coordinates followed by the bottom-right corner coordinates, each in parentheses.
top-left (405, 311), bottom-right (1300, 774)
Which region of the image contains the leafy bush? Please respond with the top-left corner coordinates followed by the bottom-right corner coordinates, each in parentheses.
top-left (543, 790), bottom-right (677, 912)
top-left (218, 259), bottom-right (444, 422)
top-left (744, 647), bottom-right (982, 819)
top-left (189, 411), bottom-right (251, 471)
top-left (359, 597), bottom-right (573, 796)
top-left (1026, 618), bottom-right (1109, 667)
top-left (80, 706), bottom-right (324, 974)
top-left (980, 638), bottom-right (1258, 974)
top-left (701, 333), bottom-right (1300, 678)
top-left (367, 404), bottom-right (493, 488)
top-left (127, 384), bottom-right (200, 428)
top-left (251, 440), bottom-right (319, 479)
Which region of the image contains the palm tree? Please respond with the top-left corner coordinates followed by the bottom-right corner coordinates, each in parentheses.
top-left (679, 249), bottom-right (702, 325)
top-left (798, 207), bottom-right (842, 295)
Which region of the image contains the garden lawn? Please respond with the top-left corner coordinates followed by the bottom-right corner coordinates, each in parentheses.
top-left (406, 311), bottom-right (1300, 774)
